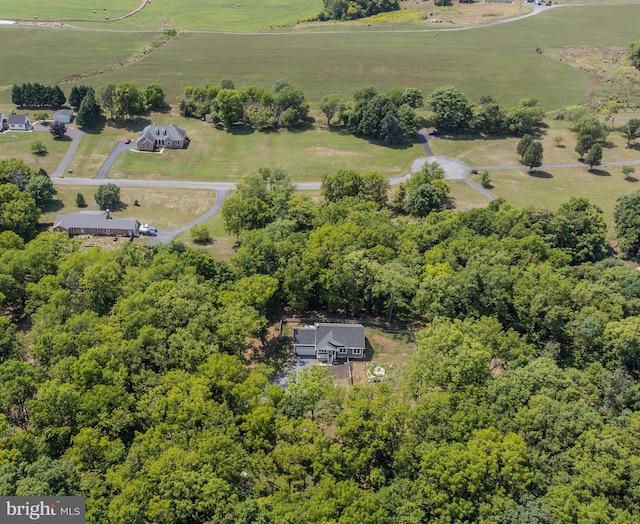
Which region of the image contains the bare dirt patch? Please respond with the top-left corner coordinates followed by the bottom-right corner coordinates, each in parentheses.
top-left (308, 147), bottom-right (362, 157)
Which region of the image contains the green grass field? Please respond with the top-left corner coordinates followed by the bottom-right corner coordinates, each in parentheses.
top-left (430, 128), bottom-right (640, 166)
top-left (1, 5), bottom-right (638, 109)
top-left (40, 184), bottom-right (216, 229)
top-left (489, 165), bottom-right (639, 225)
top-left (0, 0), bottom-right (323, 32)
top-left (0, 131), bottom-right (70, 173)
top-left (0, 0), bottom-right (139, 21)
top-left (107, 118), bottom-right (422, 182)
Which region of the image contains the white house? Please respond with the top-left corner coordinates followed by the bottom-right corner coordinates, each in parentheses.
top-left (293, 323), bottom-right (366, 364)
top-left (7, 114), bottom-right (32, 131)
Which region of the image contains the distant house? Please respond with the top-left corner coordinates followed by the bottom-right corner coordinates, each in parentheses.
top-left (136, 123), bottom-right (188, 151)
top-left (293, 323), bottom-right (366, 364)
top-left (7, 114), bottom-right (32, 131)
top-left (53, 210), bottom-right (140, 237)
top-left (0, 114), bottom-right (6, 131)
top-left (53, 109), bottom-right (74, 124)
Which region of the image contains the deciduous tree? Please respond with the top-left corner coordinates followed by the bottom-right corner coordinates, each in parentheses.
top-left (426, 86), bottom-right (473, 131)
top-left (49, 121), bottom-right (66, 139)
top-left (522, 141), bottom-right (544, 172)
top-left (25, 173), bottom-right (57, 209)
top-left (585, 142), bottom-right (603, 171)
top-left (94, 183), bottom-right (122, 211)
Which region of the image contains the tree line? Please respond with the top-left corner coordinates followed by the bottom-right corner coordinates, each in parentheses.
top-left (178, 79), bottom-right (309, 130)
top-left (11, 83), bottom-right (66, 109)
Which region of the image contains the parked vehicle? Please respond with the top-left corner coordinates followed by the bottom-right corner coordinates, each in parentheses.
top-left (139, 224), bottom-right (157, 236)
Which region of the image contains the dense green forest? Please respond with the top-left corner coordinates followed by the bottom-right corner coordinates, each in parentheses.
top-left (2, 164), bottom-right (640, 523)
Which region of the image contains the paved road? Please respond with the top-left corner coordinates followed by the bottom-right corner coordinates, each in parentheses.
top-left (95, 141), bottom-right (137, 179)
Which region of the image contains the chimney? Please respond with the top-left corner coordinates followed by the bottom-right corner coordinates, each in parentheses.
top-left (106, 209), bottom-right (112, 219)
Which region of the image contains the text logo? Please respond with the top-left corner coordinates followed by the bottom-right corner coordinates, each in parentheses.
top-left (0, 497), bottom-right (85, 523)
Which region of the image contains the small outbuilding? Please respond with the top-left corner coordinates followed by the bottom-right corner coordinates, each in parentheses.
top-left (53, 109), bottom-right (74, 124)
top-left (0, 114), bottom-right (6, 131)
top-left (53, 210), bottom-right (140, 237)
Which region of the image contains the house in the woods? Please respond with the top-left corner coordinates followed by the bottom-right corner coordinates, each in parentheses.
top-left (293, 323), bottom-right (366, 364)
top-left (7, 114), bottom-right (32, 131)
top-left (53, 210), bottom-right (140, 237)
top-left (136, 123), bottom-right (188, 151)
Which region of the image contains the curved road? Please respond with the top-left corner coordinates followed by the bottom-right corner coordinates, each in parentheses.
top-left (34, 124), bottom-right (84, 177)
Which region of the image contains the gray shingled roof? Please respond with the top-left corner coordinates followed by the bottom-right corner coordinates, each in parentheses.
top-left (54, 109), bottom-right (74, 119)
top-left (293, 327), bottom-right (316, 346)
top-left (138, 123), bottom-right (187, 143)
top-left (54, 212), bottom-right (138, 231)
top-left (7, 114), bottom-right (28, 125)
top-left (315, 323), bottom-right (365, 350)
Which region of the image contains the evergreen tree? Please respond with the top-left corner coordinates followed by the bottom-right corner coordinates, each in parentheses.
top-left (11, 84), bottom-right (22, 106)
top-left (76, 91), bottom-right (100, 128)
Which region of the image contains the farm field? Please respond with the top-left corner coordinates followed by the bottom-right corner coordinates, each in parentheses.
top-left (0, 0), bottom-right (323, 32)
top-left (40, 184), bottom-right (216, 230)
top-left (0, 0), bottom-right (139, 21)
top-left (0, 29), bottom-right (151, 93)
top-left (0, 5), bottom-right (638, 108)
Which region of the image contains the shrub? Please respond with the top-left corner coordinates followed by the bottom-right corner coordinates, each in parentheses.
top-left (31, 141), bottom-right (48, 156)
top-left (191, 224), bottom-right (212, 244)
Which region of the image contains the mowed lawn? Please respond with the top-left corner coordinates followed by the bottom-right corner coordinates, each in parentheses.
top-left (430, 128), bottom-right (640, 167)
top-left (107, 119), bottom-right (422, 183)
top-left (488, 166), bottom-right (640, 225)
top-left (0, 131), bottom-right (70, 174)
